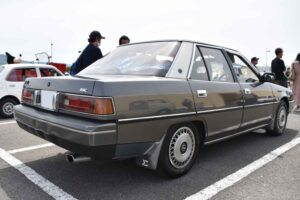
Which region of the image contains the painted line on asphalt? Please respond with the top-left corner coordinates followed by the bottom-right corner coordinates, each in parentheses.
top-left (8, 143), bottom-right (55, 154)
top-left (0, 147), bottom-right (77, 200)
top-left (0, 120), bottom-right (16, 126)
top-left (185, 137), bottom-right (300, 200)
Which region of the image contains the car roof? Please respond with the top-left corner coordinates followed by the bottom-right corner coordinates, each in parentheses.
top-left (119, 39), bottom-right (240, 53)
top-left (1, 64), bottom-right (57, 69)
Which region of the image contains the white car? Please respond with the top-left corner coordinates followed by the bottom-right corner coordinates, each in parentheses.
top-left (0, 64), bottom-right (64, 118)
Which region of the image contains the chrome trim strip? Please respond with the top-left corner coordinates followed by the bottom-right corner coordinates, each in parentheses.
top-left (16, 110), bottom-right (116, 135)
top-left (118, 112), bottom-right (197, 122)
top-left (119, 106), bottom-right (244, 122)
top-left (118, 101), bottom-right (278, 122)
top-left (204, 124), bottom-right (269, 145)
top-left (197, 106), bottom-right (243, 114)
top-left (240, 116), bottom-right (272, 127)
top-left (257, 97), bottom-right (276, 102)
top-left (243, 102), bottom-right (274, 108)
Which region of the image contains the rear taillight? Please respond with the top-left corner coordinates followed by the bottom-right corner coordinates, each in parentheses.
top-left (22, 88), bottom-right (34, 104)
top-left (60, 94), bottom-right (114, 115)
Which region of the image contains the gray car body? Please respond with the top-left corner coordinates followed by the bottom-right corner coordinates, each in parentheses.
top-left (14, 40), bottom-right (294, 170)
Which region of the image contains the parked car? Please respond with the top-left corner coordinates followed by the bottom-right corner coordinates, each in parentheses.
top-left (14, 40), bottom-right (294, 177)
top-left (0, 64), bottom-right (63, 118)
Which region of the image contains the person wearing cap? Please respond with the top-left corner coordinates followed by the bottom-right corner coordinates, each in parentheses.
top-left (251, 57), bottom-right (259, 67)
top-left (71, 30), bottom-right (105, 75)
top-left (119, 35), bottom-right (130, 45)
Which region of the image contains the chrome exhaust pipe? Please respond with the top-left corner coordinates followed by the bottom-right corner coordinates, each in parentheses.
top-left (65, 152), bottom-right (91, 163)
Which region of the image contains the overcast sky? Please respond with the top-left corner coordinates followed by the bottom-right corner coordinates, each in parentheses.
top-left (1, 0), bottom-right (299, 67)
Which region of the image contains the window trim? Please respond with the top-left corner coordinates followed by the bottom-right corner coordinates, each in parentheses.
top-left (188, 45), bottom-right (211, 81)
top-left (224, 51), bottom-right (261, 83)
top-left (189, 44), bottom-right (236, 83)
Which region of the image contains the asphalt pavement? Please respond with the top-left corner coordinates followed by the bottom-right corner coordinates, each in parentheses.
top-left (0, 111), bottom-right (299, 200)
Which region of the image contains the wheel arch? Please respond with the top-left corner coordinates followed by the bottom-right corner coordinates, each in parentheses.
top-left (280, 97), bottom-right (289, 111)
top-left (135, 119), bottom-right (207, 170)
top-left (191, 120), bottom-right (207, 145)
top-left (0, 95), bottom-right (21, 104)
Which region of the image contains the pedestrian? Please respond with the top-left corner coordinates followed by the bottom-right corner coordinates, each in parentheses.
top-left (271, 48), bottom-right (288, 87)
top-left (290, 53), bottom-right (300, 110)
top-left (286, 67), bottom-right (292, 88)
top-left (119, 35), bottom-right (130, 45)
top-left (286, 67), bottom-right (291, 77)
top-left (251, 57), bottom-right (259, 67)
top-left (71, 30), bottom-right (105, 75)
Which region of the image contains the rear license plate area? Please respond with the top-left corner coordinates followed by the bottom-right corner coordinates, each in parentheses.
top-left (40, 90), bottom-right (58, 111)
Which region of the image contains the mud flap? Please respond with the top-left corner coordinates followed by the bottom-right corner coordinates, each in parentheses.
top-left (135, 135), bottom-right (165, 170)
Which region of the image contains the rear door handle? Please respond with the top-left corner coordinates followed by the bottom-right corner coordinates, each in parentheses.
top-left (243, 88), bottom-right (251, 95)
top-left (197, 90), bottom-right (207, 98)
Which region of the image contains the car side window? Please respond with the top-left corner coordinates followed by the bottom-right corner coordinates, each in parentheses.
top-left (40, 68), bottom-right (61, 77)
top-left (190, 47), bottom-right (209, 81)
top-left (200, 47), bottom-right (234, 82)
top-left (23, 68), bottom-right (37, 80)
top-left (227, 53), bottom-right (259, 83)
top-left (6, 68), bottom-right (37, 82)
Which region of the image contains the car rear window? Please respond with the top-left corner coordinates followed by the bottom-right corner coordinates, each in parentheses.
top-left (6, 68), bottom-right (37, 82)
top-left (79, 42), bottom-right (181, 77)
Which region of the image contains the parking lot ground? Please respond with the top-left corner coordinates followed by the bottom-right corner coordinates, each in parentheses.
top-left (210, 144), bottom-right (300, 200)
top-left (0, 112), bottom-right (299, 200)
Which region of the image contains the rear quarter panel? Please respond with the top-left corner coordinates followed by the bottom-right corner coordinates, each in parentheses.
top-left (93, 78), bottom-right (197, 144)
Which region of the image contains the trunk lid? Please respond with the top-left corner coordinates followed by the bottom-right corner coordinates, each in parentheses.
top-left (24, 76), bottom-right (96, 96)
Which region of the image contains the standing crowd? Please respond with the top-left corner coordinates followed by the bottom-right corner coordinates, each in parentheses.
top-left (269, 48), bottom-right (300, 111)
top-left (289, 53), bottom-right (300, 111)
top-left (252, 48), bottom-right (300, 111)
top-left (70, 30), bottom-right (130, 76)
top-left (71, 30), bottom-right (300, 111)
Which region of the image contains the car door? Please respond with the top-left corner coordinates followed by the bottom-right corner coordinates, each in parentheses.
top-left (188, 45), bottom-right (243, 141)
top-left (5, 67), bottom-right (38, 100)
top-left (226, 51), bottom-right (274, 129)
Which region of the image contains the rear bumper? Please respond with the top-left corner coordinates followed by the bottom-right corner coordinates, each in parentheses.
top-left (14, 105), bottom-right (117, 160)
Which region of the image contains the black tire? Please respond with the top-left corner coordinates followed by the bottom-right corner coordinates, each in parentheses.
top-left (0, 98), bottom-right (18, 118)
top-left (158, 123), bottom-right (201, 178)
top-left (266, 101), bottom-right (288, 136)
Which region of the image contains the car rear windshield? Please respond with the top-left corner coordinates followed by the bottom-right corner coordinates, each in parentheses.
top-left (79, 42), bottom-right (181, 77)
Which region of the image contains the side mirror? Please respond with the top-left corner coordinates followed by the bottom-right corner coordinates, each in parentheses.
top-left (262, 72), bottom-right (275, 82)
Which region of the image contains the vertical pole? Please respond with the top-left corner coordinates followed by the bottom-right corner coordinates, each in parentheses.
top-left (265, 50), bottom-right (270, 68)
top-left (51, 43), bottom-right (53, 62)
top-left (266, 51), bottom-right (267, 67)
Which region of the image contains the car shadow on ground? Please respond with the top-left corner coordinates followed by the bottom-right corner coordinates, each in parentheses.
top-left (0, 129), bottom-right (299, 200)
top-left (292, 110), bottom-right (300, 115)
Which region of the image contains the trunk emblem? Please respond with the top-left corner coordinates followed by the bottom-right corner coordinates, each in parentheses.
top-left (80, 88), bottom-right (88, 93)
top-left (47, 82), bottom-right (51, 87)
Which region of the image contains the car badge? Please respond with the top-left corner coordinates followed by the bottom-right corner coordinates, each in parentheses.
top-left (47, 82), bottom-right (51, 87)
top-left (80, 88), bottom-right (88, 93)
